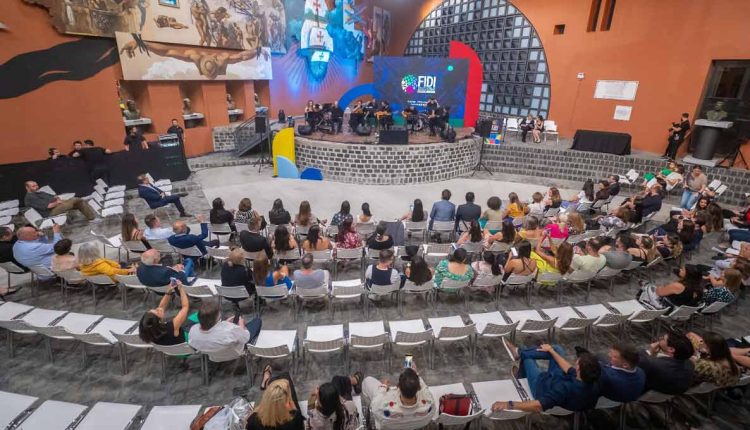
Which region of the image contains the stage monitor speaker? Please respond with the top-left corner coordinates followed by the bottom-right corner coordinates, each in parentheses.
top-left (355, 124), bottom-right (372, 136)
top-left (379, 129), bottom-right (409, 145)
top-left (441, 125), bottom-right (457, 143)
top-left (255, 116), bottom-right (267, 133)
top-left (297, 124), bottom-right (313, 135)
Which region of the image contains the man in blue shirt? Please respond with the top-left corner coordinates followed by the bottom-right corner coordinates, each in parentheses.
top-left (492, 342), bottom-right (601, 413)
top-left (12, 225), bottom-right (62, 280)
top-left (429, 189), bottom-right (456, 230)
top-left (168, 215), bottom-right (218, 257)
top-left (576, 342), bottom-right (645, 402)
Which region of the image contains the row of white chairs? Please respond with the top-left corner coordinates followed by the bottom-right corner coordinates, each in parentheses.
top-left (505, 117), bottom-right (560, 144)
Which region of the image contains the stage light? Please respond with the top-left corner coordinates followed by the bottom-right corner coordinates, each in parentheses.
top-left (447, 65), bottom-right (454, 71)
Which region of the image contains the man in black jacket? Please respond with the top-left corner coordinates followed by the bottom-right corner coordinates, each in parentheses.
top-left (455, 192), bottom-right (482, 231)
top-left (239, 216), bottom-right (273, 258)
top-left (136, 249), bottom-right (193, 286)
top-left (638, 332), bottom-right (695, 394)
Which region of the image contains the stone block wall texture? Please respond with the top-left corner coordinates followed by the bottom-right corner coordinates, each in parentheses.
top-left (212, 124), bottom-right (255, 152)
top-left (294, 137), bottom-right (482, 185)
top-left (482, 143), bottom-right (750, 206)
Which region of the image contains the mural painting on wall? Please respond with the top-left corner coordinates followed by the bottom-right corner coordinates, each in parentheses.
top-left (27, 0), bottom-right (286, 52)
top-left (115, 31), bottom-right (272, 80)
top-left (367, 5), bottom-right (389, 62)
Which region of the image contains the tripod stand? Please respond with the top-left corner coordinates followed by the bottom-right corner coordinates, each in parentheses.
top-left (472, 117), bottom-right (500, 176)
top-left (251, 116), bottom-right (273, 173)
top-left (717, 138), bottom-right (749, 170)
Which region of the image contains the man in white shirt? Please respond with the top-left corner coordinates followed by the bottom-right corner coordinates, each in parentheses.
top-left (188, 299), bottom-right (261, 361)
top-left (362, 365), bottom-right (435, 430)
top-left (571, 238), bottom-right (606, 272)
top-left (143, 214), bottom-right (174, 240)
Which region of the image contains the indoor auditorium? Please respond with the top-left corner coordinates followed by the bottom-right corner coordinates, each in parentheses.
top-left (2, 1), bottom-right (750, 429)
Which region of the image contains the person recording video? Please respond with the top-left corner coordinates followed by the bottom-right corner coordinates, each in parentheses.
top-left (663, 113), bottom-right (691, 160)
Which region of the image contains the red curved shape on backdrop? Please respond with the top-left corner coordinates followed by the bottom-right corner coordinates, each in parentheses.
top-left (449, 41), bottom-right (482, 127)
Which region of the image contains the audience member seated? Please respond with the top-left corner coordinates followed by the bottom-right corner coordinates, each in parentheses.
top-left (723, 194), bottom-right (750, 231)
top-left (24, 180), bottom-right (96, 221)
top-left (12, 225), bottom-right (62, 279)
top-left (367, 223), bottom-right (394, 250)
top-left (302, 225), bottom-right (333, 252)
top-left (294, 253), bottom-right (329, 291)
top-left (138, 281), bottom-right (190, 345)
top-left (400, 199), bottom-right (428, 223)
top-left (518, 216), bottom-right (544, 241)
top-left (596, 206), bottom-right (632, 230)
top-left (253, 253), bottom-right (292, 290)
top-left (143, 214), bottom-right (174, 241)
top-left (365, 249), bottom-right (401, 289)
top-left (429, 189), bottom-right (456, 230)
top-left (240, 217), bottom-right (274, 258)
top-left (503, 192), bottom-right (527, 220)
top-left (639, 332), bottom-right (695, 394)
top-left (532, 234), bottom-right (573, 278)
top-left (703, 268), bottom-right (740, 305)
top-left (137, 174), bottom-right (191, 218)
top-left (78, 242), bottom-right (134, 280)
top-left (306, 381), bottom-right (360, 430)
top-left (137, 249), bottom-right (193, 286)
top-left (615, 233), bottom-right (649, 265)
top-left (607, 174), bottom-right (621, 197)
top-left (295, 200), bottom-right (326, 228)
top-left (687, 331), bottom-right (740, 387)
top-left (404, 255), bottom-right (433, 286)
top-left (246, 379), bottom-right (304, 430)
top-left (544, 213), bottom-right (570, 240)
top-left (51, 238), bottom-right (78, 272)
top-left (210, 197), bottom-right (236, 233)
top-left (563, 179), bottom-right (595, 209)
top-left (456, 220), bottom-right (484, 247)
top-left (434, 248), bottom-right (474, 291)
top-left (528, 192), bottom-right (545, 216)
top-left (471, 252), bottom-right (503, 293)
top-left (576, 343), bottom-right (645, 402)
top-left (566, 212), bottom-right (586, 236)
top-left (656, 233), bottom-right (683, 259)
top-left (336, 219), bottom-right (363, 249)
top-left (0, 226), bottom-right (27, 272)
top-left (542, 187), bottom-right (563, 212)
top-left (481, 196), bottom-right (504, 224)
top-left (651, 217), bottom-right (701, 252)
top-left (358, 203), bottom-right (374, 224)
top-left (486, 220), bottom-right (516, 245)
top-left (503, 240), bottom-right (537, 279)
top-left (268, 198), bottom-right (292, 226)
top-left (272, 225), bottom-right (299, 258)
top-left (570, 238), bottom-right (606, 272)
top-left (362, 366), bottom-right (434, 430)
top-left (638, 265), bottom-right (703, 310)
top-left (331, 201), bottom-right (354, 227)
top-left (623, 184), bottom-right (664, 224)
top-left (455, 192), bottom-right (482, 231)
top-left (121, 213), bottom-right (144, 242)
top-left (188, 299), bottom-right (262, 359)
top-left (594, 180), bottom-right (612, 203)
top-left (235, 198), bottom-right (264, 228)
top-left (221, 248), bottom-right (255, 297)
top-left (681, 165), bottom-right (708, 209)
top-left (492, 342), bottom-right (601, 413)
top-left (169, 214), bottom-right (218, 257)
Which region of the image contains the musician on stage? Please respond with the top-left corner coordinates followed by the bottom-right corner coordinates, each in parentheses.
top-left (365, 98), bottom-right (378, 126)
top-left (429, 105), bottom-right (446, 136)
top-left (426, 97), bottom-right (440, 114)
top-left (349, 100), bottom-right (365, 131)
top-left (402, 104), bottom-right (419, 132)
top-left (376, 101), bottom-right (393, 130)
top-left (304, 100), bottom-right (320, 128)
top-left (330, 101), bottom-right (344, 134)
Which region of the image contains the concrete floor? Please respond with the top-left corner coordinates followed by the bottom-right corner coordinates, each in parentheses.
top-left (1, 164), bottom-right (749, 429)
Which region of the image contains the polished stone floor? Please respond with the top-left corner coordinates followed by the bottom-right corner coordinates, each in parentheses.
top-left (1, 166), bottom-right (749, 430)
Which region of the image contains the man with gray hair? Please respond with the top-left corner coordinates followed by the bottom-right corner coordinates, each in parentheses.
top-left (12, 224), bottom-right (62, 280)
top-left (188, 298), bottom-right (262, 359)
top-left (136, 249), bottom-right (193, 287)
top-left (293, 253), bottom-right (329, 290)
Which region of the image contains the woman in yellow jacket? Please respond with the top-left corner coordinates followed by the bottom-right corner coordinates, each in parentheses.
top-left (78, 242), bottom-right (135, 280)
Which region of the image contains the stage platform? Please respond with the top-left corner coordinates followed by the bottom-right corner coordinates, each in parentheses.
top-left (296, 127), bottom-right (475, 145)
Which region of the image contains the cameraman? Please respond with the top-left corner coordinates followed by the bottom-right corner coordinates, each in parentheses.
top-left (663, 113), bottom-right (691, 160)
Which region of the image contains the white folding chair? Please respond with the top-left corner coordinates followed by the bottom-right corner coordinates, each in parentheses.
top-left (32, 311), bottom-right (103, 362)
top-left (140, 405), bottom-right (203, 430)
top-left (403, 220), bottom-right (427, 242)
top-left (504, 309), bottom-right (556, 343)
top-left (85, 274), bottom-right (118, 304)
top-left (428, 315), bottom-right (477, 366)
top-left (348, 320), bottom-right (389, 371)
top-left (468, 311), bottom-right (519, 357)
top-left (116, 274), bottom-right (148, 309)
top-left (429, 220), bottom-right (455, 242)
top-left (74, 402), bottom-right (142, 430)
top-left (0, 306), bottom-right (67, 358)
top-left (505, 117), bottom-right (521, 137)
top-left (429, 383), bottom-right (484, 427)
top-left (23, 207), bottom-right (67, 229)
top-left (334, 247), bottom-right (364, 280)
top-left (472, 379), bottom-right (532, 423)
top-left (0, 261), bottom-right (28, 294)
top-left (255, 284), bottom-right (294, 316)
top-left (0, 390), bottom-right (38, 430)
top-left (151, 343), bottom-right (199, 382)
top-left (206, 247), bottom-right (230, 271)
top-left (11, 400), bottom-right (87, 430)
top-left (543, 120), bottom-right (559, 143)
top-left (331, 280), bottom-right (365, 318)
top-left (399, 279), bottom-right (434, 313)
top-left (502, 272), bottom-right (536, 306)
top-left (699, 301), bottom-right (730, 330)
top-left (389, 318), bottom-right (433, 370)
top-left (541, 306), bottom-right (596, 347)
top-left (247, 329), bottom-right (298, 385)
top-left (111, 332), bottom-right (153, 375)
top-left (304, 324), bottom-right (346, 374)
top-left (210, 223), bottom-right (233, 243)
top-left (661, 305), bottom-right (702, 330)
top-left (575, 304), bottom-right (630, 340)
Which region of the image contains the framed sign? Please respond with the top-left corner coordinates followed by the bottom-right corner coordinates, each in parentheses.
top-left (158, 0), bottom-right (179, 7)
top-left (594, 80), bottom-right (639, 101)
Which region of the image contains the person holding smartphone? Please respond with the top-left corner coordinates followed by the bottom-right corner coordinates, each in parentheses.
top-left (138, 279), bottom-right (190, 345)
top-left (188, 299), bottom-right (262, 359)
top-left (503, 240), bottom-right (537, 281)
top-left (361, 361), bottom-right (435, 429)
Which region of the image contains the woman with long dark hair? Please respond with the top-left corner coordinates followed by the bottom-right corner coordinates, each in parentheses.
top-left (296, 200), bottom-right (323, 228)
top-left (487, 220), bottom-right (517, 245)
top-left (335, 218), bottom-right (362, 249)
top-left (273, 225), bottom-right (298, 253)
top-left (399, 199), bottom-right (427, 222)
top-left (138, 281), bottom-right (189, 345)
top-left (367, 222), bottom-right (393, 250)
top-left (306, 382), bottom-right (360, 430)
top-left (358, 202), bottom-right (373, 224)
top-left (269, 198), bottom-right (292, 225)
top-left (404, 255), bottom-right (433, 286)
top-left (210, 197), bottom-right (236, 232)
top-left (330, 200), bottom-right (353, 227)
top-left (687, 331), bottom-right (740, 387)
top-left (638, 265), bottom-right (703, 309)
top-left (503, 240), bottom-right (537, 280)
top-left (302, 224), bottom-right (333, 251)
top-left (121, 213), bottom-right (144, 242)
top-left (457, 219), bottom-right (484, 245)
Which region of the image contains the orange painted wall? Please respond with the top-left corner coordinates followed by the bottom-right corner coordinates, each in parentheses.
top-left (397, 0), bottom-right (750, 157)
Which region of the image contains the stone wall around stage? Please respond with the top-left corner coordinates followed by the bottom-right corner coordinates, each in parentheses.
top-left (295, 137), bottom-right (482, 185)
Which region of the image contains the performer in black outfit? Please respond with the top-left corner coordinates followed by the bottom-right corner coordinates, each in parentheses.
top-left (402, 104), bottom-right (418, 132)
top-left (426, 97), bottom-right (439, 114)
top-left (377, 101), bottom-right (393, 131)
top-left (78, 139), bottom-right (112, 184)
top-left (167, 119), bottom-right (185, 145)
top-left (663, 113), bottom-right (691, 160)
top-left (349, 100), bottom-right (365, 131)
top-left (519, 113), bottom-right (534, 143)
top-left (429, 106), bottom-right (446, 136)
top-left (330, 101), bottom-right (344, 134)
top-left (123, 126), bottom-right (149, 151)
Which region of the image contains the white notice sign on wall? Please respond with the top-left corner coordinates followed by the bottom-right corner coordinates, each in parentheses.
top-left (595, 80), bottom-right (639, 101)
top-left (613, 105), bottom-right (633, 121)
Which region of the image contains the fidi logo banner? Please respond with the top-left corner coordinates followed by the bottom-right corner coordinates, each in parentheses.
top-left (401, 74), bottom-right (437, 94)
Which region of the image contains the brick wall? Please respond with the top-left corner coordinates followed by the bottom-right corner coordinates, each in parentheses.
top-left (295, 137), bottom-right (481, 185)
top-left (212, 125), bottom-right (256, 152)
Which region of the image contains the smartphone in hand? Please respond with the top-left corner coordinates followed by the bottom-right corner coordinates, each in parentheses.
top-left (232, 312), bottom-right (241, 324)
top-left (510, 247), bottom-right (519, 258)
top-left (403, 354), bottom-right (413, 369)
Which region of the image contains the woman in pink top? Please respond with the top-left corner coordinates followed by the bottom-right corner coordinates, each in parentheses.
top-left (544, 213), bottom-right (570, 240)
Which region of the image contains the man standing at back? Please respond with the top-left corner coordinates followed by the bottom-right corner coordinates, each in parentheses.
top-left (78, 139), bottom-right (112, 184)
top-left (429, 189), bottom-right (455, 231)
top-left (638, 332), bottom-right (695, 394)
top-left (24, 181), bottom-right (97, 221)
top-left (455, 191), bottom-right (481, 231)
